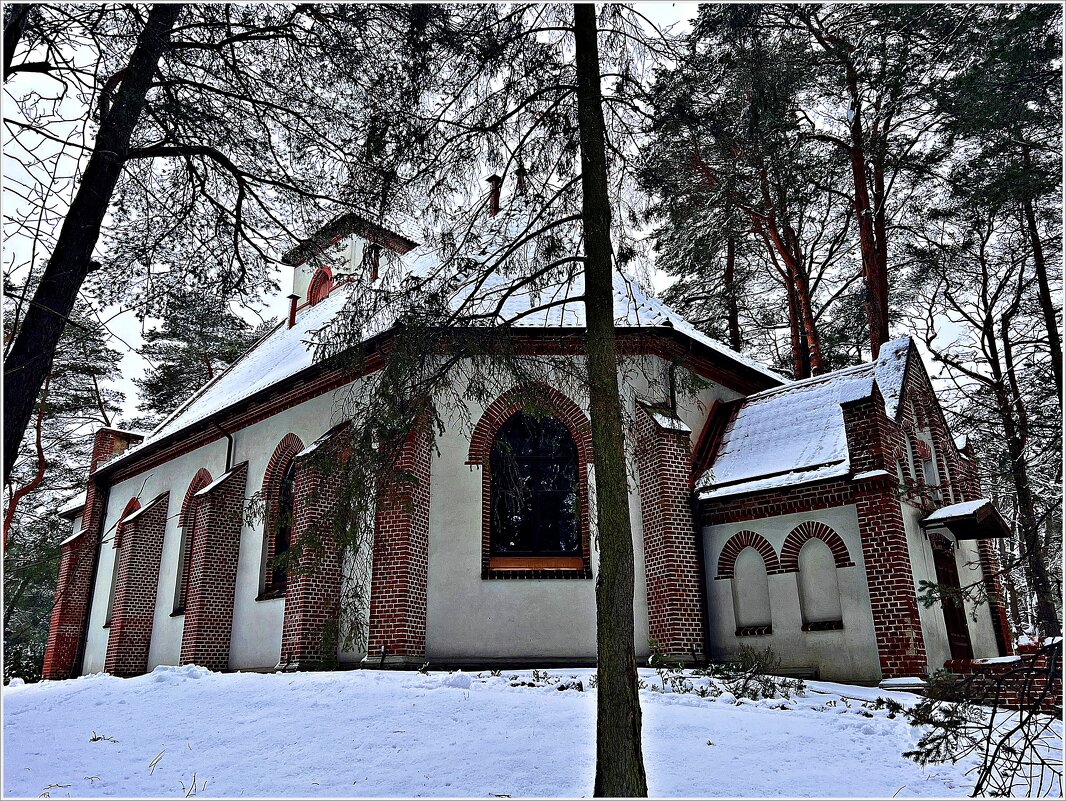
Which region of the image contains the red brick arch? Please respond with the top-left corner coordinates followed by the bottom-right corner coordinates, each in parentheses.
top-left (307, 266), bottom-right (333, 305)
top-left (180, 468), bottom-right (213, 530)
top-left (467, 383), bottom-right (592, 466)
top-left (468, 383), bottom-right (593, 579)
top-left (715, 530), bottom-right (781, 579)
top-left (780, 521), bottom-right (855, 573)
top-left (113, 497), bottom-right (141, 550)
top-left (264, 434), bottom-right (305, 499)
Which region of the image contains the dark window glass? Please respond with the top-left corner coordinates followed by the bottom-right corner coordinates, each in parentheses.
top-left (490, 412), bottom-right (579, 556)
top-left (271, 460), bottom-right (296, 592)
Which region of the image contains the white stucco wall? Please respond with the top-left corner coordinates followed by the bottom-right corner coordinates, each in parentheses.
top-left (80, 349), bottom-right (752, 674)
top-left (424, 357), bottom-right (656, 662)
top-left (703, 505), bottom-right (883, 683)
top-left (81, 382), bottom-right (364, 675)
top-left (902, 502), bottom-right (1000, 673)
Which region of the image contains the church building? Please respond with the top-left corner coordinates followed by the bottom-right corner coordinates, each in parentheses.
top-left (43, 211), bottom-right (1013, 685)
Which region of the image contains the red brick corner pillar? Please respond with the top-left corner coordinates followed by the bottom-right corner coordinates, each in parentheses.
top-left (104, 492), bottom-right (170, 677)
top-left (180, 462), bottom-right (248, 671)
top-left (635, 405), bottom-right (705, 662)
top-left (42, 427), bottom-right (143, 680)
top-left (843, 391), bottom-right (928, 679)
top-left (280, 424), bottom-right (350, 669)
top-left (365, 426), bottom-right (431, 668)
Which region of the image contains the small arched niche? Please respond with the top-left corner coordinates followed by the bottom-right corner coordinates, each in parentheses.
top-left (732, 546), bottom-right (772, 635)
top-left (798, 538), bottom-right (844, 631)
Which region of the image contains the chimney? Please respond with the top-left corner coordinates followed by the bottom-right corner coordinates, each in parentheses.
top-left (287, 293), bottom-right (299, 329)
top-left (487, 174), bottom-right (503, 217)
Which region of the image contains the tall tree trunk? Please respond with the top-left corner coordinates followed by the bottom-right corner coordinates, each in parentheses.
top-left (844, 64), bottom-right (889, 358)
top-left (782, 224), bottom-right (825, 375)
top-left (573, 5), bottom-right (647, 797)
top-left (3, 4), bottom-right (33, 80)
top-left (724, 237), bottom-right (741, 352)
top-left (2, 3), bottom-right (183, 482)
top-left (988, 318), bottom-right (1060, 637)
top-left (1020, 187), bottom-right (1062, 403)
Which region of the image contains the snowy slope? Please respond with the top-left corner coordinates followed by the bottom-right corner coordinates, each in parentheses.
top-left (4, 666), bottom-right (1053, 798)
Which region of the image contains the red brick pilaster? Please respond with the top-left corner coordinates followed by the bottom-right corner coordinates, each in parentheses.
top-left (635, 406), bottom-right (705, 661)
top-left (366, 425), bottom-right (431, 667)
top-left (43, 427), bottom-right (143, 680)
top-left (843, 392), bottom-right (928, 678)
top-left (179, 462), bottom-right (248, 671)
top-left (104, 492), bottom-right (170, 676)
top-left (279, 424), bottom-right (350, 668)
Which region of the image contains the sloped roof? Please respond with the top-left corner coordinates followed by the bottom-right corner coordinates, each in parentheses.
top-left (106, 250), bottom-right (783, 476)
top-left (697, 337), bottom-right (913, 500)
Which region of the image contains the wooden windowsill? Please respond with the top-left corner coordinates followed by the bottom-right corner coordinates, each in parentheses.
top-left (488, 556), bottom-right (584, 571)
top-left (256, 589), bottom-right (286, 602)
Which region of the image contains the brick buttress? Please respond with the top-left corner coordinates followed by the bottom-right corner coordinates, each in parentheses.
top-left (179, 462), bottom-right (248, 671)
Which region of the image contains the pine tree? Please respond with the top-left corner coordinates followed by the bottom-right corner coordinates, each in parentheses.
top-left (132, 290), bottom-right (264, 428)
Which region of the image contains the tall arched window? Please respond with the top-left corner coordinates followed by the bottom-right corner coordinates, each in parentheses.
top-left (105, 498), bottom-right (141, 627)
top-left (174, 468), bottom-right (212, 614)
top-left (797, 538), bottom-right (844, 631)
top-left (732, 546), bottom-right (772, 636)
top-left (268, 460), bottom-right (297, 594)
top-left (490, 412), bottom-right (580, 561)
top-left (260, 434), bottom-right (303, 597)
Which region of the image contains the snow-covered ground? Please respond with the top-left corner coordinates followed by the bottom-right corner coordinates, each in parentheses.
top-left (2, 666), bottom-right (1058, 798)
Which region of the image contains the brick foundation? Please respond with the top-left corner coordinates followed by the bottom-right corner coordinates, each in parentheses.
top-left (179, 463), bottom-right (248, 671)
top-left (42, 428), bottom-right (143, 680)
top-left (635, 406), bottom-right (705, 662)
top-left (944, 643), bottom-right (1061, 716)
top-left (104, 492), bottom-right (170, 677)
top-left (279, 424), bottom-right (350, 668)
top-left (366, 426), bottom-right (432, 667)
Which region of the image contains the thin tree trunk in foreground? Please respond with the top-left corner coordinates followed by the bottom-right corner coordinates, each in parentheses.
top-left (724, 237), bottom-right (741, 352)
top-left (3, 3), bottom-right (183, 482)
top-left (1021, 191), bottom-right (1062, 405)
top-left (573, 5), bottom-right (647, 797)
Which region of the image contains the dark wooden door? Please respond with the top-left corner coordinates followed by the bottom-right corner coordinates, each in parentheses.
top-left (931, 540), bottom-right (974, 660)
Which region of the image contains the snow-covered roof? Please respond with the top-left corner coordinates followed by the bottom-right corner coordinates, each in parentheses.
top-left (922, 498), bottom-right (990, 523)
top-left (58, 491), bottom-right (87, 518)
top-left (103, 246), bottom-right (782, 477)
top-left (696, 337), bottom-right (913, 500)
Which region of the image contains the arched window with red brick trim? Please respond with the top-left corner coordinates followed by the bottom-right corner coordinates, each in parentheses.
top-left (307, 266), bottom-right (332, 305)
top-left (490, 411), bottom-right (580, 564)
top-left (104, 497), bottom-right (141, 627)
top-left (260, 434), bottom-right (304, 598)
top-left (173, 468), bottom-right (212, 614)
top-left (469, 385), bottom-right (593, 578)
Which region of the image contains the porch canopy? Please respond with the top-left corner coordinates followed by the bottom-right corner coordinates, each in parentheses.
top-left (920, 498), bottom-right (1011, 541)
